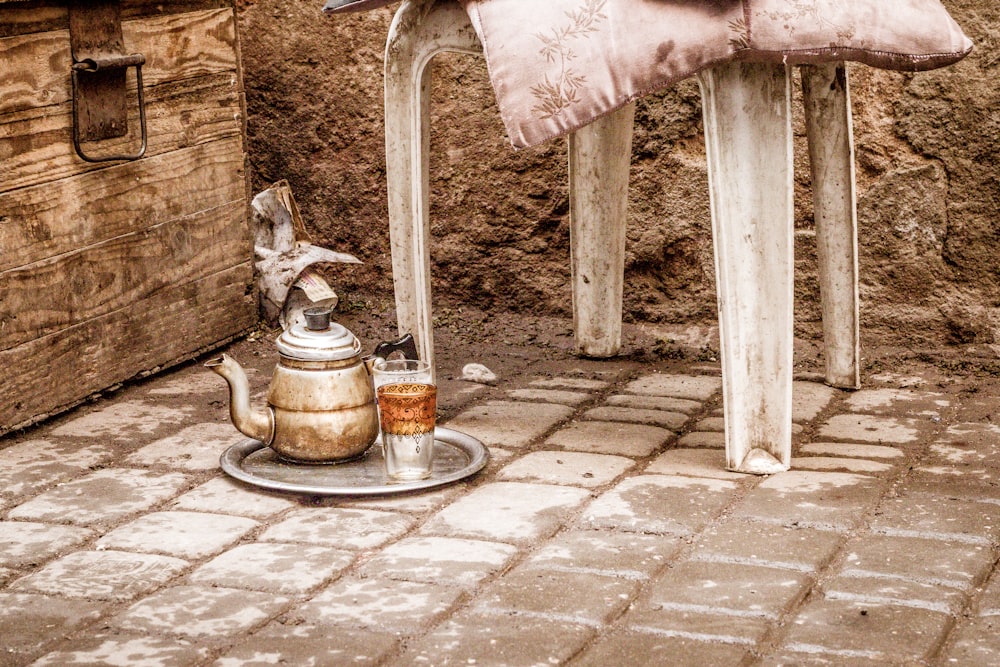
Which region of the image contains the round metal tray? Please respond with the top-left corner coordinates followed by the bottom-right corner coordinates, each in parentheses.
top-left (219, 427), bottom-right (489, 496)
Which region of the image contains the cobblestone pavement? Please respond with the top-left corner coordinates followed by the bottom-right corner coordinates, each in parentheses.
top-left (3, 343), bottom-right (1000, 666)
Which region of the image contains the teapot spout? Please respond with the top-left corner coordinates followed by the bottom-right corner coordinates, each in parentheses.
top-left (205, 354), bottom-right (275, 444)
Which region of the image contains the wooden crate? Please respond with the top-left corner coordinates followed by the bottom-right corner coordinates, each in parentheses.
top-left (0, 0), bottom-right (256, 434)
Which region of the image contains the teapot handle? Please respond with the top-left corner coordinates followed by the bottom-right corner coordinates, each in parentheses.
top-left (372, 333), bottom-right (419, 362)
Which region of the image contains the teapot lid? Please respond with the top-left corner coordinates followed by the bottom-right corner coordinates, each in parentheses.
top-left (275, 307), bottom-right (361, 361)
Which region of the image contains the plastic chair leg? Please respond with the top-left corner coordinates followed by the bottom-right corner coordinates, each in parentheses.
top-left (802, 62), bottom-right (861, 390)
top-left (569, 102), bottom-right (635, 358)
top-left (385, 0), bottom-right (633, 366)
top-left (384, 0), bottom-right (482, 376)
top-left (699, 61), bottom-right (795, 475)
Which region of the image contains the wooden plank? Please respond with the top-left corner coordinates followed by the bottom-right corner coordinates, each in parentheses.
top-left (0, 199), bottom-right (250, 349)
top-left (0, 136), bottom-right (247, 271)
top-left (0, 263), bottom-right (256, 434)
top-left (0, 72), bottom-right (244, 193)
top-left (0, 4), bottom-right (64, 39)
top-left (0, 8), bottom-right (238, 115)
top-left (0, 1), bottom-right (230, 38)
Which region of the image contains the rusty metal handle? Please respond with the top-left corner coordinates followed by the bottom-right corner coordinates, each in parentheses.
top-left (71, 59), bottom-right (147, 163)
top-left (72, 53), bottom-right (146, 72)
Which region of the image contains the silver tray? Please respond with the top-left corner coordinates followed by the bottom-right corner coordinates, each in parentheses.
top-left (220, 427), bottom-right (489, 496)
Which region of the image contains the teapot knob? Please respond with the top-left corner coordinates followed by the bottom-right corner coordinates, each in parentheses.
top-left (303, 306), bottom-right (332, 331)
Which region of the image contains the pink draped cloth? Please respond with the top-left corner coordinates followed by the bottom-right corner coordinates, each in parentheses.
top-left (327, 0), bottom-right (973, 148)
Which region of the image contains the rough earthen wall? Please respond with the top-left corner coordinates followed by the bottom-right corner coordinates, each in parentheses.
top-left (238, 0), bottom-right (998, 348)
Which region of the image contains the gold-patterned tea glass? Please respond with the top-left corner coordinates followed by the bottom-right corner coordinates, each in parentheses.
top-left (376, 382), bottom-right (437, 481)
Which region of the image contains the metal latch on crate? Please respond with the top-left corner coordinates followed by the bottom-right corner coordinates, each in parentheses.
top-left (68, 0), bottom-right (148, 163)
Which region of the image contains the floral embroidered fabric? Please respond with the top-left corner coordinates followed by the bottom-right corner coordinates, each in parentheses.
top-left (326, 0), bottom-right (972, 148)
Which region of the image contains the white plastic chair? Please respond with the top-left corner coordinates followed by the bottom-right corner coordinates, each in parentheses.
top-left (383, 0), bottom-right (860, 474)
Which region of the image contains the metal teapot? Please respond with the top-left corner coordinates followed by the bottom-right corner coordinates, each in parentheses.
top-left (206, 307), bottom-right (398, 463)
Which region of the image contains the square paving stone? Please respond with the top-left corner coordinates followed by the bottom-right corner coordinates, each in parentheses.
top-left (781, 596), bottom-right (951, 662)
top-left (915, 460), bottom-right (1000, 493)
top-left (623, 604), bottom-right (771, 644)
top-left (112, 585), bottom-right (290, 638)
top-left (291, 576), bottom-right (462, 632)
top-left (0, 521), bottom-right (95, 567)
top-left (474, 565), bottom-right (638, 624)
top-left (421, 482), bottom-right (590, 543)
top-left (870, 491), bottom-right (1000, 545)
top-left (571, 630), bottom-right (751, 666)
top-left (792, 381), bottom-right (840, 423)
top-left (844, 388), bottom-right (950, 417)
top-left (974, 568), bottom-right (1000, 614)
top-left (32, 634), bottom-right (210, 667)
top-left (260, 507), bottom-right (415, 549)
top-left (545, 421), bottom-right (674, 457)
top-left (866, 372), bottom-right (931, 388)
top-left (398, 609), bottom-right (594, 666)
top-left (641, 560), bottom-right (811, 620)
top-left (583, 406), bottom-right (689, 430)
top-left (345, 485), bottom-right (459, 513)
top-left (169, 477), bottom-right (298, 519)
top-left (50, 400), bottom-right (196, 441)
top-left (530, 377), bottom-right (611, 391)
top-left (212, 622), bottom-right (398, 666)
top-left (907, 468), bottom-right (1000, 503)
top-left (7, 468), bottom-right (191, 527)
top-left (498, 450), bottom-right (635, 487)
top-left (939, 615), bottom-right (1000, 666)
top-left (444, 401), bottom-right (574, 448)
top-left (646, 449), bottom-right (747, 481)
top-left (146, 366), bottom-right (234, 396)
top-left (579, 475), bottom-right (740, 535)
top-left (694, 416), bottom-right (725, 432)
top-left (759, 650), bottom-right (898, 666)
top-left (692, 519), bottom-right (843, 573)
top-left (526, 529), bottom-right (682, 578)
top-left (10, 549), bottom-right (189, 601)
top-left (605, 394), bottom-right (702, 414)
top-left (0, 592), bottom-right (106, 656)
top-left (0, 439), bottom-right (112, 498)
top-left (790, 456), bottom-right (894, 474)
top-left (816, 414), bottom-right (922, 445)
top-left (677, 431), bottom-right (726, 448)
top-left (96, 511), bottom-right (259, 559)
top-left (624, 374), bottom-right (722, 401)
top-left (357, 536), bottom-right (517, 587)
top-left (508, 388), bottom-right (593, 405)
top-left (190, 542), bottom-right (356, 594)
top-left (937, 422), bottom-right (1000, 459)
top-left (915, 424), bottom-right (1000, 493)
top-left (732, 471), bottom-right (883, 530)
top-left (821, 574), bottom-right (966, 614)
top-left (125, 423), bottom-right (246, 470)
top-left (799, 442), bottom-right (905, 460)
top-left (837, 533), bottom-right (994, 590)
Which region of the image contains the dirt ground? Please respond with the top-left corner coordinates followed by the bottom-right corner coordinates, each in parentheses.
top-left (219, 300), bottom-right (1000, 432)
top-left (231, 0), bottom-right (1000, 390)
